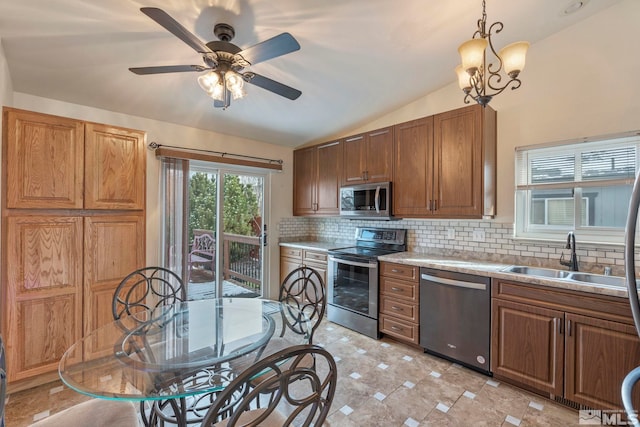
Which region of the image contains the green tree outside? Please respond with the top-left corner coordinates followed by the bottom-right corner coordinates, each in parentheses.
top-left (188, 172), bottom-right (260, 242)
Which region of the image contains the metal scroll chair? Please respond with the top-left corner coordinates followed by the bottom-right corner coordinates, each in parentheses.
top-left (112, 266), bottom-right (186, 325)
top-left (112, 266), bottom-right (186, 427)
top-left (279, 266), bottom-right (326, 344)
top-left (201, 345), bottom-right (337, 427)
top-left (231, 266), bottom-right (326, 402)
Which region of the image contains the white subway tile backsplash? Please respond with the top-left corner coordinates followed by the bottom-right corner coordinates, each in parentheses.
top-left (278, 217), bottom-right (629, 274)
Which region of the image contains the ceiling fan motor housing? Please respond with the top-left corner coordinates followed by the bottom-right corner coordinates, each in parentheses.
top-left (214, 23), bottom-right (235, 42)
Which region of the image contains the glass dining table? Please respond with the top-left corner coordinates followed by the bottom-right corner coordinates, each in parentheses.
top-left (58, 298), bottom-right (311, 426)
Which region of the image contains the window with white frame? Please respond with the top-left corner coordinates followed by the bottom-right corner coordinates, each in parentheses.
top-left (514, 132), bottom-right (639, 244)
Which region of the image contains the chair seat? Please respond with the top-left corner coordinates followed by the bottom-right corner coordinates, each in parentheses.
top-left (30, 399), bottom-right (138, 427)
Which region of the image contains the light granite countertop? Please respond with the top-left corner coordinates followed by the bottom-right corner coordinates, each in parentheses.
top-left (379, 251), bottom-right (631, 299)
top-left (279, 241), bottom-right (354, 252)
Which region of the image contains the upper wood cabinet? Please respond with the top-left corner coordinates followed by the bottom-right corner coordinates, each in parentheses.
top-left (84, 123), bottom-right (145, 210)
top-left (343, 127), bottom-right (393, 185)
top-left (4, 108), bottom-right (145, 210)
top-left (393, 104), bottom-right (496, 219)
top-left (5, 109), bottom-right (85, 209)
top-left (393, 116), bottom-right (434, 217)
top-left (293, 140), bottom-right (342, 216)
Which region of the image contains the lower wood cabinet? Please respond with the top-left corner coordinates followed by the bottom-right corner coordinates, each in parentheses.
top-left (279, 246), bottom-right (328, 288)
top-left (379, 262), bottom-right (419, 345)
top-left (3, 214), bottom-right (145, 388)
top-left (492, 280), bottom-right (640, 410)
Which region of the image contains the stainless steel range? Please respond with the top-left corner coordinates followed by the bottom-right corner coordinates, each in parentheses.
top-left (327, 227), bottom-right (407, 339)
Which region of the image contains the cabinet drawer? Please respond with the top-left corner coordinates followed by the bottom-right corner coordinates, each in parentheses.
top-left (380, 296), bottom-right (418, 323)
top-left (380, 314), bottom-right (419, 344)
top-left (380, 276), bottom-right (418, 302)
top-left (303, 250), bottom-right (327, 264)
top-left (281, 247), bottom-right (302, 259)
top-left (381, 262), bottom-right (418, 282)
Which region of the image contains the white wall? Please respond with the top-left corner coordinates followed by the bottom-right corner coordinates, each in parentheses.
top-left (337, 0), bottom-right (640, 225)
top-left (0, 39), bottom-right (13, 108)
top-left (10, 93), bottom-right (294, 298)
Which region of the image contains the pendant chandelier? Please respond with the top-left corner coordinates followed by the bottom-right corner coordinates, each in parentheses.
top-left (455, 0), bottom-right (529, 107)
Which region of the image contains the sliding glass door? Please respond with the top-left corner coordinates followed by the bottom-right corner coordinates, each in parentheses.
top-left (162, 159), bottom-right (266, 299)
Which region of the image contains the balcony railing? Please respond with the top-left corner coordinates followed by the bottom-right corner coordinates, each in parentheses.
top-left (222, 232), bottom-right (262, 293)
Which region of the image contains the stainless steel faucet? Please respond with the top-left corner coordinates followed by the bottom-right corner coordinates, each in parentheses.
top-left (560, 231), bottom-right (579, 271)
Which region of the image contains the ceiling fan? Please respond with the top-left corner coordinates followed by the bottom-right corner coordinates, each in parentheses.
top-left (129, 7), bottom-right (302, 109)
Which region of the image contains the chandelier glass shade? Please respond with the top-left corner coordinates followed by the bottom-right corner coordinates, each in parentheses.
top-left (197, 70), bottom-right (246, 105)
top-left (455, 0), bottom-right (529, 107)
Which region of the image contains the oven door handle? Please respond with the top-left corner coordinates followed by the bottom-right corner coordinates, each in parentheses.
top-left (329, 256), bottom-right (376, 269)
top-left (374, 185), bottom-right (381, 213)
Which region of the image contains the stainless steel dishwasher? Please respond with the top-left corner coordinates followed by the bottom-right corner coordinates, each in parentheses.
top-left (419, 268), bottom-right (491, 374)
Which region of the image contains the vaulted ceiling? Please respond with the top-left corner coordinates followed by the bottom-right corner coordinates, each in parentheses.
top-left (0, 0), bottom-right (620, 146)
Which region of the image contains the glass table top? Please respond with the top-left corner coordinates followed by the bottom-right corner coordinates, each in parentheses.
top-left (58, 298), bottom-right (311, 401)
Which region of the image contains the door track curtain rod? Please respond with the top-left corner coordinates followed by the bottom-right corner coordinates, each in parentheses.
top-left (150, 142), bottom-right (283, 171)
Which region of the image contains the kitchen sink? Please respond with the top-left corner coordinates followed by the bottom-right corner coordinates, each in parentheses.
top-left (500, 265), bottom-right (572, 279)
top-left (501, 265), bottom-right (628, 288)
top-left (566, 272), bottom-right (626, 288)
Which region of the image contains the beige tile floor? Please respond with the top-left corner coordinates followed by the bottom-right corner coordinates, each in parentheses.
top-left (5, 321), bottom-right (580, 426)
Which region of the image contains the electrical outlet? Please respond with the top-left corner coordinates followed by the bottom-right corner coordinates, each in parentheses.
top-left (472, 229), bottom-right (486, 242)
top-left (447, 228), bottom-right (456, 239)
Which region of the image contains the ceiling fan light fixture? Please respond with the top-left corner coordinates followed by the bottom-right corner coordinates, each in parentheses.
top-left (197, 71), bottom-right (220, 94)
top-left (225, 71), bottom-right (245, 100)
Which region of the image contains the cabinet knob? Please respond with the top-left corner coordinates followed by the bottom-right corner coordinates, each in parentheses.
top-left (390, 325), bottom-right (403, 332)
top-left (390, 287), bottom-right (403, 292)
top-left (391, 306), bottom-right (403, 312)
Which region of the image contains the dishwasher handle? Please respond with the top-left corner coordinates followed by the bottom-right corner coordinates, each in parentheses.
top-left (420, 273), bottom-right (487, 291)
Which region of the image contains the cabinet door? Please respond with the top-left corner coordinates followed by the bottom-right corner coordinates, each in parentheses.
top-left (365, 127), bottom-right (393, 183)
top-left (5, 108), bottom-right (84, 209)
top-left (393, 117), bottom-right (434, 217)
top-left (343, 134), bottom-right (366, 184)
top-left (565, 313), bottom-right (640, 410)
top-left (280, 257), bottom-right (301, 285)
top-left (433, 105), bottom-right (483, 217)
top-left (4, 216), bottom-right (83, 382)
top-left (293, 147), bottom-right (317, 215)
top-left (83, 215), bottom-right (145, 357)
top-left (84, 123), bottom-right (145, 210)
top-left (315, 141), bottom-right (342, 215)
top-left (491, 299), bottom-right (564, 396)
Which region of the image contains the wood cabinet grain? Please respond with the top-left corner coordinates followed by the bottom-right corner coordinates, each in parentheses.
top-left (492, 279), bottom-right (640, 410)
top-left (379, 262), bottom-right (419, 345)
top-left (1, 108), bottom-right (147, 389)
top-left (293, 140), bottom-right (342, 216)
top-left (393, 104), bottom-right (496, 218)
top-left (343, 127), bottom-right (393, 185)
top-left (279, 246), bottom-right (328, 288)
top-left (5, 109), bottom-right (84, 209)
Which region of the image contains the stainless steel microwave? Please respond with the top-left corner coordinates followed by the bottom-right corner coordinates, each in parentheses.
top-left (339, 182), bottom-right (392, 219)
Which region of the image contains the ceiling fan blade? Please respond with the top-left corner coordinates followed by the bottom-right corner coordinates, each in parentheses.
top-left (244, 72), bottom-right (301, 100)
top-left (237, 33), bottom-right (300, 66)
top-left (140, 7), bottom-right (212, 54)
top-left (129, 65), bottom-right (207, 75)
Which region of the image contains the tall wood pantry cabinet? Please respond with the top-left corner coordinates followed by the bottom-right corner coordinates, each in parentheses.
top-left (1, 107), bottom-right (146, 390)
